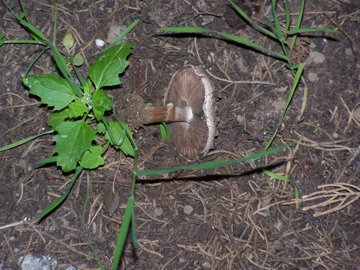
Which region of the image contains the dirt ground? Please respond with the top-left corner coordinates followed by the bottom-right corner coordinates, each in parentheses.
top-left (1, 0), bottom-right (360, 269)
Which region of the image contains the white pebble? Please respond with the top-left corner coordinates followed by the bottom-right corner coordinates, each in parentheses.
top-left (95, 39), bottom-right (106, 48)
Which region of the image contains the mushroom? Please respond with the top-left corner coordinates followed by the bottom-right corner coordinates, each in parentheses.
top-left (144, 65), bottom-right (216, 160)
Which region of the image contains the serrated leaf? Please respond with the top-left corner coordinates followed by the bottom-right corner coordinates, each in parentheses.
top-left (23, 75), bottom-right (76, 111)
top-left (88, 43), bottom-right (132, 90)
top-left (66, 99), bottom-right (88, 119)
top-left (92, 89), bottom-right (113, 120)
top-left (48, 110), bottom-right (69, 129)
top-left (54, 120), bottom-right (96, 172)
top-left (80, 145), bottom-right (105, 169)
top-left (106, 121), bottom-right (134, 157)
top-left (96, 123), bottom-right (106, 134)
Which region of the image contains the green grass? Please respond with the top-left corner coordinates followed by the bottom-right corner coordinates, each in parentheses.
top-left (0, 0), bottom-right (321, 268)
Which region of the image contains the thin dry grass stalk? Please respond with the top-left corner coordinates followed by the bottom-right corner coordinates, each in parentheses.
top-left (287, 183), bottom-right (360, 217)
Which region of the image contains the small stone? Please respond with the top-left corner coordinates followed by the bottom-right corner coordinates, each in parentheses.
top-left (183, 205), bottom-right (194, 215)
top-left (95, 39), bottom-right (105, 48)
top-left (308, 51), bottom-right (325, 64)
top-left (274, 219), bottom-right (283, 231)
top-left (332, 133), bottom-right (339, 139)
top-left (236, 115), bottom-right (245, 125)
top-left (308, 72), bottom-right (318, 82)
top-left (106, 24), bottom-right (127, 43)
top-left (353, 107), bottom-right (360, 122)
top-left (202, 261), bottom-right (211, 268)
top-left (154, 207), bottom-right (163, 217)
top-left (345, 48), bottom-right (353, 56)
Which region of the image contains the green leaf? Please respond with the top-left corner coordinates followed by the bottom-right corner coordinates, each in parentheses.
top-left (80, 145), bottom-right (105, 169)
top-left (48, 110), bottom-right (69, 129)
top-left (96, 123), bottom-right (106, 134)
top-left (92, 89), bottom-right (113, 120)
top-left (63, 32), bottom-right (75, 54)
top-left (88, 43), bottom-right (133, 90)
top-left (106, 121), bottom-right (135, 157)
top-left (72, 53), bottom-right (84, 66)
top-left (47, 100), bottom-right (88, 129)
top-left (0, 33), bottom-right (5, 46)
top-left (160, 122), bottom-right (170, 141)
top-left (54, 120), bottom-right (96, 172)
top-left (23, 75), bottom-right (76, 111)
top-left (66, 99), bottom-right (88, 119)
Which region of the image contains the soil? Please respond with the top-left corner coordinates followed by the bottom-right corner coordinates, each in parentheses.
top-left (1, 0), bottom-right (360, 269)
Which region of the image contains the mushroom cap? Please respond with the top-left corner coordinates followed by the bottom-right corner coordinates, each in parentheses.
top-left (164, 65), bottom-right (216, 160)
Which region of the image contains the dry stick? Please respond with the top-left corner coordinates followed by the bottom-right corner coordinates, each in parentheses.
top-left (336, 146), bottom-right (360, 182)
top-left (340, 97), bottom-right (360, 132)
top-left (138, 243), bottom-right (164, 258)
top-left (286, 183), bottom-right (360, 217)
top-left (294, 130), bottom-right (353, 151)
top-left (160, 251), bottom-right (183, 270)
top-left (3, 234), bottom-right (16, 266)
top-left (19, 226), bottom-right (94, 260)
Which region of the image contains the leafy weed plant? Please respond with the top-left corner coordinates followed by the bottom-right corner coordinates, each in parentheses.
top-left (1, 1), bottom-right (289, 268)
top-left (160, 0), bottom-right (337, 190)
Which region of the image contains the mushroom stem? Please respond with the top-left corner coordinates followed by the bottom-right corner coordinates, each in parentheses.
top-left (144, 103), bottom-right (193, 124)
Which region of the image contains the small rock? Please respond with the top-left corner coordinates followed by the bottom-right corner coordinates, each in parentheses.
top-left (236, 115), bottom-right (245, 125)
top-left (183, 205), bottom-right (194, 215)
top-left (308, 72), bottom-right (318, 82)
top-left (154, 207), bottom-right (163, 217)
top-left (353, 107), bottom-right (360, 122)
top-left (307, 51), bottom-right (325, 64)
top-left (106, 24), bottom-right (127, 43)
top-left (202, 261), bottom-right (211, 268)
top-left (19, 254), bottom-right (56, 270)
top-left (95, 39), bottom-right (105, 48)
top-left (345, 48), bottom-right (353, 56)
top-left (274, 219), bottom-right (283, 231)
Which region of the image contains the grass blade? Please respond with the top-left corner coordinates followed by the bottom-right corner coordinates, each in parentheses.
top-left (102, 19), bottom-right (140, 54)
top-left (227, 0), bottom-right (277, 39)
top-left (0, 130), bottom-right (53, 152)
top-left (264, 169), bottom-right (288, 183)
top-left (264, 63), bottom-right (304, 149)
top-left (112, 196), bottom-right (135, 270)
top-left (287, 27), bottom-right (338, 35)
top-left (137, 144), bottom-right (288, 177)
top-left (272, 0), bottom-right (284, 42)
top-left (288, 0), bottom-right (305, 53)
top-left (284, 0), bottom-right (291, 31)
top-left (159, 26), bottom-right (288, 61)
top-left (37, 166), bottom-right (83, 221)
